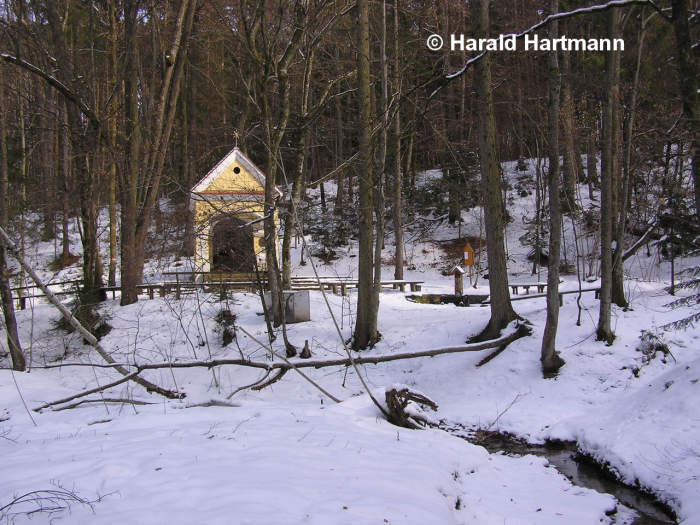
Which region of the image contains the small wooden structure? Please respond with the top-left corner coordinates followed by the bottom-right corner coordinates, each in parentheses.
top-left (190, 147), bottom-right (281, 278)
top-left (451, 266), bottom-right (465, 296)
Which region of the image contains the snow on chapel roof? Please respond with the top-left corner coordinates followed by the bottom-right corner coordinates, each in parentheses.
top-left (191, 147), bottom-right (282, 197)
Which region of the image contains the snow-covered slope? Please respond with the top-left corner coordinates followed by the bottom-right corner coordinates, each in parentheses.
top-left (1, 162), bottom-right (698, 523)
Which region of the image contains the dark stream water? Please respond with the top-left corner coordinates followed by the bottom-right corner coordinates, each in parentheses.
top-left (441, 426), bottom-right (677, 524)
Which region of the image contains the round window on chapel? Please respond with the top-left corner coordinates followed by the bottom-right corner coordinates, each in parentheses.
top-left (233, 166), bottom-right (241, 174)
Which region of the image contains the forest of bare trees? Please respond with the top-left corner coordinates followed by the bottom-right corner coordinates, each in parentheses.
top-left (0, 0), bottom-right (697, 375)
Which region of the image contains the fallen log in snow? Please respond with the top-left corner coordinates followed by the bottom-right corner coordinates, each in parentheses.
top-left (32, 323), bottom-right (531, 411)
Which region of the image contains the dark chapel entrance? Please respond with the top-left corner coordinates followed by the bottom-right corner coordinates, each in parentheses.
top-left (211, 217), bottom-right (256, 273)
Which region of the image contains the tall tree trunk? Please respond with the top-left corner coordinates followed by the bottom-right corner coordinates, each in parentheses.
top-left (333, 81), bottom-right (349, 245)
top-left (108, 4), bottom-right (119, 287)
top-left (516, 68), bottom-right (526, 170)
top-left (612, 15), bottom-right (646, 309)
top-left (0, 73), bottom-right (25, 371)
top-left (334, 59), bottom-right (346, 213)
top-left (261, 60), bottom-right (295, 327)
top-left (353, 0), bottom-right (377, 349)
top-left (392, 0), bottom-right (404, 281)
top-left (243, 3), bottom-right (304, 328)
top-left (533, 143), bottom-right (543, 276)
top-left (39, 90), bottom-right (56, 241)
top-left (41, 1), bottom-right (103, 297)
top-left (17, 79), bottom-right (27, 306)
top-left (586, 127), bottom-right (597, 200)
top-left (120, 0), bottom-right (142, 306)
top-left (78, 152), bottom-right (104, 298)
top-left (560, 46), bottom-right (578, 212)
top-left (180, 55), bottom-right (197, 257)
top-left (283, 49), bottom-right (314, 289)
top-left (58, 102), bottom-right (73, 260)
top-left (472, 0), bottom-right (517, 340)
top-left (541, 0), bottom-right (565, 375)
top-left (597, 7), bottom-right (620, 344)
top-left (671, 0), bottom-right (699, 218)
top-left (405, 130), bottom-right (415, 201)
top-left (282, 158), bottom-right (306, 289)
top-left (373, 0), bottom-right (389, 329)
top-left (120, 0), bottom-right (196, 305)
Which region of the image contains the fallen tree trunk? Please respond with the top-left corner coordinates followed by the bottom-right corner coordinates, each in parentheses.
top-left (26, 323), bottom-right (531, 375)
top-left (139, 323), bottom-right (531, 371)
top-left (33, 323), bottom-right (530, 410)
top-left (0, 226), bottom-right (181, 400)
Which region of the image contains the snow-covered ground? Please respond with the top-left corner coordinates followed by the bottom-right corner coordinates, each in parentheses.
top-left (1, 162), bottom-right (698, 524)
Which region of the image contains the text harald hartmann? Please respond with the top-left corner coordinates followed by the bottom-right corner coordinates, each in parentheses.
top-left (450, 34), bottom-right (624, 51)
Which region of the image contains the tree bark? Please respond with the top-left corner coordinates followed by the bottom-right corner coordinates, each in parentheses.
top-left (120, 0), bottom-right (142, 306)
top-left (58, 101), bottom-right (73, 260)
top-left (586, 127), bottom-right (597, 200)
top-left (392, 0), bottom-right (404, 281)
top-left (120, 0), bottom-right (196, 305)
top-left (541, 0), bottom-right (565, 376)
top-left (334, 56), bottom-right (346, 215)
top-left (180, 44), bottom-right (197, 258)
top-left (107, 3), bottom-right (119, 287)
top-left (472, 0), bottom-right (517, 340)
top-left (597, 7), bottom-right (620, 344)
top-left (612, 14), bottom-right (646, 309)
top-left (283, 49), bottom-right (314, 289)
top-left (0, 74), bottom-right (25, 371)
top-left (353, 0), bottom-right (378, 349)
top-left (560, 45), bottom-right (578, 212)
top-left (670, 0), bottom-right (699, 218)
top-left (41, 1), bottom-right (103, 297)
top-left (372, 0), bottom-right (388, 334)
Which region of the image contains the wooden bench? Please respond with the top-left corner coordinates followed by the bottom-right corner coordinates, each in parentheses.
top-left (509, 282), bottom-right (548, 295)
top-left (380, 280), bottom-right (424, 292)
top-left (484, 287), bottom-right (601, 306)
top-left (99, 276), bottom-right (425, 301)
top-left (289, 278), bottom-right (423, 295)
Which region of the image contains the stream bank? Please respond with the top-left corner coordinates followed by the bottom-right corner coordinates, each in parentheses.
top-left (440, 424), bottom-right (677, 524)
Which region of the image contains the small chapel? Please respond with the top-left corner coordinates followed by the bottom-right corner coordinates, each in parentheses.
top-left (190, 147), bottom-right (281, 277)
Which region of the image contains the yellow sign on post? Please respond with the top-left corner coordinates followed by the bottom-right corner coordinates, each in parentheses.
top-left (463, 243), bottom-right (474, 266)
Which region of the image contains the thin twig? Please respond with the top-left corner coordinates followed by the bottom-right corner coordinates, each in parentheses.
top-left (238, 326), bottom-right (341, 403)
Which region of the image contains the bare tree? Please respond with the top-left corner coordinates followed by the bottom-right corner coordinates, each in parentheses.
top-left (597, 6), bottom-right (621, 344)
top-left (0, 69), bottom-right (25, 371)
top-left (670, 0), bottom-right (698, 218)
top-left (392, 0), bottom-right (404, 281)
top-left (541, 0), bottom-right (565, 375)
top-left (120, 0), bottom-right (198, 305)
top-left (472, 0), bottom-right (517, 341)
top-left (353, 0), bottom-right (378, 349)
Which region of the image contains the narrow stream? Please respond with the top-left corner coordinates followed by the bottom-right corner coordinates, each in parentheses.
top-left (440, 425), bottom-right (677, 524)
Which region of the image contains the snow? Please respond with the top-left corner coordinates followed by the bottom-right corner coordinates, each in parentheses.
top-left (564, 359), bottom-right (700, 519)
top-left (2, 162), bottom-right (699, 523)
top-left (2, 374), bottom-right (619, 525)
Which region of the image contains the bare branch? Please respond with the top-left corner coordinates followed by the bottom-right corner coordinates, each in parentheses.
top-left (34, 372), bottom-right (140, 412)
top-left (430, 0), bottom-right (658, 99)
top-left (307, 152), bottom-right (359, 187)
top-left (0, 53), bottom-right (100, 127)
top-left (0, 226), bottom-right (181, 400)
top-left (622, 219), bottom-right (658, 261)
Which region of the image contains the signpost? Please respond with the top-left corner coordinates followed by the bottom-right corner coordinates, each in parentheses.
top-left (463, 242), bottom-right (475, 286)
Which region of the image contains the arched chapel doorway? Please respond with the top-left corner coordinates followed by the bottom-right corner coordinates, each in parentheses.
top-left (211, 217), bottom-right (255, 273)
